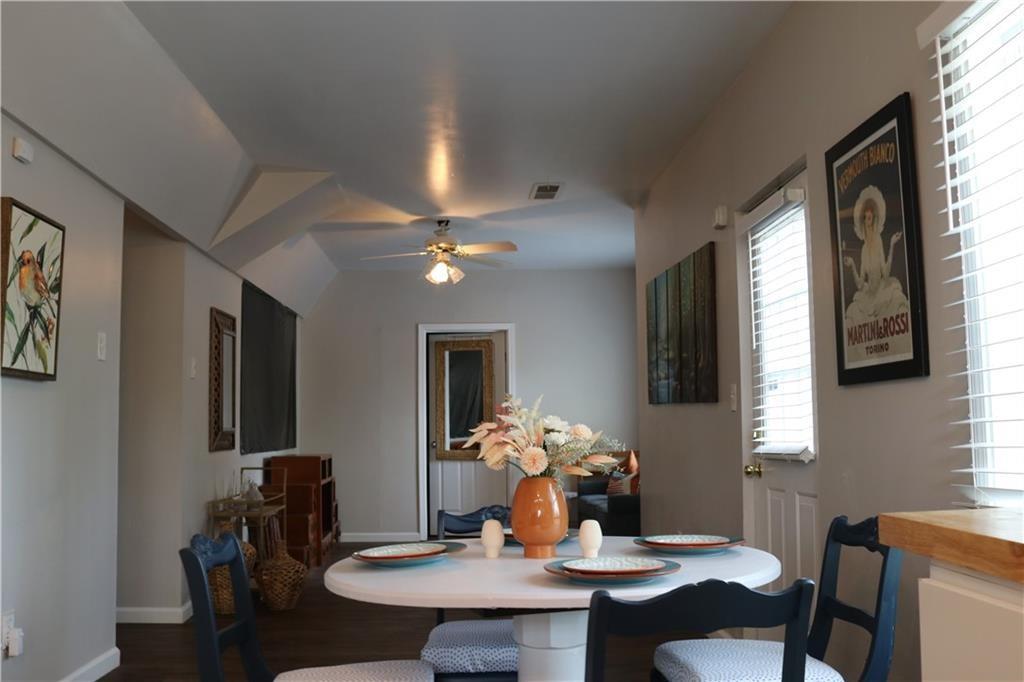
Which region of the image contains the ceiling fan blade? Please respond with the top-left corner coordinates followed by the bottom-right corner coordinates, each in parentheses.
top-left (461, 254), bottom-right (508, 268)
top-left (312, 221), bottom-right (412, 233)
top-left (359, 251), bottom-right (429, 261)
top-left (459, 241), bottom-right (518, 255)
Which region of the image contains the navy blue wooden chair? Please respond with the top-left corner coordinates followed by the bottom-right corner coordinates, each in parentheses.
top-left (436, 505), bottom-right (511, 540)
top-left (179, 533), bottom-right (433, 682)
top-left (807, 515), bottom-right (904, 681)
top-left (639, 515), bottom-right (903, 682)
top-left (435, 506), bottom-right (511, 624)
top-left (585, 579), bottom-right (819, 682)
top-left (425, 506), bottom-right (517, 681)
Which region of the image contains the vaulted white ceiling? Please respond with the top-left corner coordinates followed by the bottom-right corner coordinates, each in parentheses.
top-left (128, 1), bottom-right (789, 271)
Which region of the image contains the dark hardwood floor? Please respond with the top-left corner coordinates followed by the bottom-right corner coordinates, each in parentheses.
top-left (107, 543), bottom-right (693, 681)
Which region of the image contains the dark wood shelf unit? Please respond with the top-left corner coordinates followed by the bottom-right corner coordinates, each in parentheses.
top-left (265, 455), bottom-right (339, 567)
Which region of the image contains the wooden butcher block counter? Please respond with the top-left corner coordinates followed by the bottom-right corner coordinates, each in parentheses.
top-left (880, 508), bottom-right (1024, 681)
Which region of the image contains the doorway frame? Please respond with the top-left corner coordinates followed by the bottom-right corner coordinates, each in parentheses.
top-left (417, 323), bottom-right (516, 540)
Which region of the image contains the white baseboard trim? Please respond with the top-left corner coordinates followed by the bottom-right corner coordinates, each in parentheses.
top-left (338, 532), bottom-right (421, 543)
top-left (59, 646), bottom-right (120, 682)
top-left (116, 601), bottom-right (192, 624)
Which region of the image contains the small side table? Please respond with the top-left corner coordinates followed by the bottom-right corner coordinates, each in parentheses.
top-left (208, 503), bottom-right (287, 561)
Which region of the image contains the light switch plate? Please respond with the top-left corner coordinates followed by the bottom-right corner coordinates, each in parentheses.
top-left (97, 332), bottom-right (107, 361)
top-left (729, 383), bottom-right (737, 412)
top-left (190, 357), bottom-right (197, 379)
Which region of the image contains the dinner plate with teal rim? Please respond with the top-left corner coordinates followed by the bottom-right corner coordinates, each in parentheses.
top-left (437, 541), bottom-right (468, 554)
top-left (633, 537), bottom-right (744, 556)
top-left (353, 541), bottom-right (467, 568)
top-left (356, 542), bottom-right (447, 560)
top-left (504, 528), bottom-right (578, 546)
top-left (544, 558), bottom-right (681, 585)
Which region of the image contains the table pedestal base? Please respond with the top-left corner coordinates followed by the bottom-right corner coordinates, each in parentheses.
top-left (513, 610), bottom-right (588, 682)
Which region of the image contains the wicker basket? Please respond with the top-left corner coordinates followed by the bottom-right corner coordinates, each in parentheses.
top-left (257, 518), bottom-right (307, 611)
top-left (209, 523), bottom-right (257, 615)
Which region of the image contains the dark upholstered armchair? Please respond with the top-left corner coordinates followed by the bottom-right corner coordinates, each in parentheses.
top-left (576, 476), bottom-right (641, 536)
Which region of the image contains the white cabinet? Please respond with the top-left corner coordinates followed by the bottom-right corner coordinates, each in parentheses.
top-left (919, 562), bottom-right (1024, 681)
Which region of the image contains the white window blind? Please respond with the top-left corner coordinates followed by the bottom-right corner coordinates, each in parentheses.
top-left (748, 202), bottom-right (816, 459)
top-left (935, 0), bottom-right (1024, 506)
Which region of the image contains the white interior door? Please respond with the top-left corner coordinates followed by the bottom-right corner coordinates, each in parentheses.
top-left (737, 175), bottom-right (821, 636)
top-left (744, 458), bottom-right (820, 593)
top-left (427, 332), bottom-right (509, 535)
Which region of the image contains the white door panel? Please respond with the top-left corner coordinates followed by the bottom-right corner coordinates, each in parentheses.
top-left (750, 459), bottom-right (819, 639)
top-left (795, 492), bottom-right (819, 583)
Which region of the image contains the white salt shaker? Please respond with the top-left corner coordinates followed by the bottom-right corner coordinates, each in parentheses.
top-left (481, 519), bottom-right (505, 558)
top-left (579, 520), bottom-right (603, 559)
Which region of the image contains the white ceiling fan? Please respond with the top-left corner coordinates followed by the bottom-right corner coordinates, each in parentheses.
top-left (359, 219), bottom-right (518, 285)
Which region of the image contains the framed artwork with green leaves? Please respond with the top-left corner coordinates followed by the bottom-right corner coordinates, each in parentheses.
top-left (2, 198), bottom-right (66, 380)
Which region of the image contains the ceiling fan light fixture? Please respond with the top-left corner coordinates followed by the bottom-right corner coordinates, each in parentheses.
top-left (425, 259), bottom-right (449, 284)
top-left (424, 253), bottom-right (464, 285)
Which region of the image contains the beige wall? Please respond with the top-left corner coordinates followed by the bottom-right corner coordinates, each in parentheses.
top-left (2, 114), bottom-right (125, 681)
top-left (118, 216), bottom-right (299, 614)
top-left (636, 3), bottom-right (963, 680)
top-left (178, 244), bottom-right (255, 603)
top-left (300, 268), bottom-right (637, 536)
top-left (117, 213), bottom-right (187, 612)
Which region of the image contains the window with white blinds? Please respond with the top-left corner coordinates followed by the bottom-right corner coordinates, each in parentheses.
top-left (748, 201), bottom-right (816, 458)
top-left (934, 0), bottom-right (1024, 505)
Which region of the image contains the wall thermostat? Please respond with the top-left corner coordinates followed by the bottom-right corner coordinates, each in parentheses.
top-left (11, 137), bottom-right (33, 164)
top-left (713, 205), bottom-right (729, 230)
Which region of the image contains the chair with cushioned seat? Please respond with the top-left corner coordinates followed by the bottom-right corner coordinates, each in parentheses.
top-left (429, 506), bottom-right (517, 681)
top-left (179, 533), bottom-right (434, 682)
top-left (652, 515), bottom-right (902, 682)
top-left (435, 505), bottom-right (512, 626)
top-left (420, 619), bottom-right (518, 681)
top-left (586, 578), bottom-right (817, 682)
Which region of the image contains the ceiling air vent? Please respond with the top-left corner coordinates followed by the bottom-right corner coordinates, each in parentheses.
top-left (529, 182), bottom-right (562, 200)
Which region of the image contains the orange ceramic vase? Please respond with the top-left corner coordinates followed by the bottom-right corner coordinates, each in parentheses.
top-left (511, 476), bottom-right (569, 558)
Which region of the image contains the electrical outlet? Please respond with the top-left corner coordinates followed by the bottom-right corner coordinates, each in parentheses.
top-left (97, 332), bottom-right (107, 361)
top-left (729, 383), bottom-right (738, 412)
top-left (190, 357), bottom-right (197, 379)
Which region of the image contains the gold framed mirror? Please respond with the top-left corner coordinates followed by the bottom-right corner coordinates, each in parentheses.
top-left (434, 338), bottom-right (495, 460)
top-left (209, 307), bottom-right (237, 451)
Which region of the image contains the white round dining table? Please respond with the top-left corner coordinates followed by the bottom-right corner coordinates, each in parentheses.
top-left (324, 536), bottom-right (781, 682)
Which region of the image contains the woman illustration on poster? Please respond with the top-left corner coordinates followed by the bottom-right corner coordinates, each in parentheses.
top-left (843, 185), bottom-right (909, 324)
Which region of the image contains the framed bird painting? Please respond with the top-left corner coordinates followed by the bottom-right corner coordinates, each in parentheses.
top-left (1, 197), bottom-right (66, 380)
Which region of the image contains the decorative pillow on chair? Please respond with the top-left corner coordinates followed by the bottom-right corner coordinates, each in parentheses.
top-left (623, 450), bottom-right (640, 494)
top-left (606, 471), bottom-right (636, 496)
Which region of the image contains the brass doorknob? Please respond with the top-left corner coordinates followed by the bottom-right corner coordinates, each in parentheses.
top-left (743, 462), bottom-right (763, 478)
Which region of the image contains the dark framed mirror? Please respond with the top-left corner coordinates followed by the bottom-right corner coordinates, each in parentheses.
top-left (434, 338), bottom-right (495, 460)
top-left (209, 307), bottom-right (237, 451)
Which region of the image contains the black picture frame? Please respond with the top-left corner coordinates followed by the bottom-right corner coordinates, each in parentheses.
top-left (1, 197), bottom-right (67, 381)
top-left (825, 93), bottom-right (928, 386)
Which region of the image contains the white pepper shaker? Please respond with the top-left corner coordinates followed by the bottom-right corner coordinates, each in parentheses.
top-left (579, 520), bottom-right (603, 559)
top-left (481, 519), bottom-right (506, 558)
